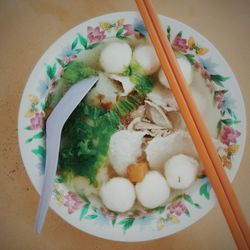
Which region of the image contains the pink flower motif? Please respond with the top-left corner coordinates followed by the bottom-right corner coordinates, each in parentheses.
top-left (123, 24), bottom-right (134, 36)
top-left (119, 212), bottom-right (128, 218)
top-left (100, 207), bottom-right (117, 220)
top-left (48, 77), bottom-right (57, 91)
top-left (168, 201), bottom-right (188, 216)
top-left (209, 82), bottom-right (215, 93)
top-left (131, 210), bottom-right (143, 218)
top-left (217, 91), bottom-right (225, 109)
top-left (61, 54), bottom-right (77, 65)
top-left (194, 62), bottom-right (201, 69)
top-left (30, 112), bottom-right (44, 130)
top-left (194, 62), bottom-right (211, 81)
top-left (87, 26), bottom-right (106, 44)
top-left (70, 54), bottom-right (77, 60)
top-left (61, 57), bottom-right (70, 64)
top-left (172, 35), bottom-right (189, 53)
top-left (202, 68), bottom-right (211, 80)
top-left (220, 126), bottom-right (241, 146)
top-left (64, 192), bottom-right (83, 214)
top-left (57, 67), bottom-right (64, 77)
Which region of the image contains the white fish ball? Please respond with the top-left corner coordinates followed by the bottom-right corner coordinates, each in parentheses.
top-left (133, 45), bottom-right (160, 74)
top-left (100, 42), bottom-right (132, 73)
top-left (100, 177), bottom-right (136, 212)
top-left (135, 171), bottom-right (170, 209)
top-left (158, 56), bottom-right (193, 88)
top-left (177, 56), bottom-right (193, 85)
top-left (164, 154), bottom-right (199, 189)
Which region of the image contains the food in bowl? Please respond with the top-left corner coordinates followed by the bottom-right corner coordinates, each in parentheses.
top-left (56, 37), bottom-right (221, 213)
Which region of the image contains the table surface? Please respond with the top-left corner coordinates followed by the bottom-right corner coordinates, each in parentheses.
top-left (0, 0), bottom-right (249, 249)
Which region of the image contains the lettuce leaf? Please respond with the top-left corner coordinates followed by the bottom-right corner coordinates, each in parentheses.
top-left (62, 61), bottom-right (97, 84)
top-left (123, 60), bottom-right (153, 94)
top-left (58, 103), bottom-right (113, 186)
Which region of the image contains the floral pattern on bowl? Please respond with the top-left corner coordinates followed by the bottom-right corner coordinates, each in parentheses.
top-left (18, 12), bottom-right (246, 241)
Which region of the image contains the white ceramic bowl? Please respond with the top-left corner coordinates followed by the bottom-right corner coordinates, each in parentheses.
top-left (18, 12), bottom-right (246, 241)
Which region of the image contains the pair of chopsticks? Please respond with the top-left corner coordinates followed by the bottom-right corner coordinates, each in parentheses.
top-left (135, 0), bottom-right (250, 249)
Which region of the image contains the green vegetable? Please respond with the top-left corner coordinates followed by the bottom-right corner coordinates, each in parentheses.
top-left (130, 72), bottom-right (153, 94)
top-left (62, 61), bottom-right (97, 84)
top-left (123, 60), bottom-right (153, 94)
top-left (58, 91), bottom-right (143, 186)
top-left (59, 104), bottom-right (116, 186)
top-left (114, 92), bottom-right (143, 116)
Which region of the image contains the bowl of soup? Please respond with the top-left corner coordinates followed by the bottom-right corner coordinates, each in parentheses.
top-left (18, 11), bottom-right (246, 241)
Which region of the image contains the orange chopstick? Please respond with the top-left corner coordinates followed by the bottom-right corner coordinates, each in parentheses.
top-left (135, 0), bottom-right (250, 249)
top-left (141, 0), bottom-right (250, 245)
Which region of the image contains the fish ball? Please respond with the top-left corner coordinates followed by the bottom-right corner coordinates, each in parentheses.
top-left (158, 56), bottom-right (193, 88)
top-left (133, 45), bottom-right (160, 74)
top-left (164, 154), bottom-right (199, 189)
top-left (100, 177), bottom-right (136, 212)
top-left (100, 42), bottom-right (132, 73)
top-left (135, 171), bottom-right (170, 209)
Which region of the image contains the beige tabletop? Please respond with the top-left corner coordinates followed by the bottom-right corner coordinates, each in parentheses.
top-left (0, 0), bottom-right (249, 249)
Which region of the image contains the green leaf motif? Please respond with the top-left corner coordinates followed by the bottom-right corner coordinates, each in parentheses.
top-left (167, 25), bottom-right (171, 41)
top-left (199, 182), bottom-right (210, 200)
top-left (183, 194), bottom-right (201, 208)
top-left (56, 58), bottom-right (64, 67)
top-left (216, 120), bottom-right (222, 138)
top-left (185, 209), bottom-right (190, 217)
top-left (33, 131), bottom-right (44, 139)
top-left (171, 194), bottom-right (184, 202)
top-left (112, 219), bottom-right (117, 226)
top-left (118, 217), bottom-right (135, 233)
top-left (25, 138), bottom-right (33, 143)
top-left (194, 203), bottom-right (202, 209)
top-left (183, 194), bottom-right (193, 204)
top-left (71, 37), bottom-right (78, 50)
top-left (221, 119), bottom-right (240, 125)
top-left (177, 31), bottom-right (183, 36)
top-left (47, 64), bottom-right (57, 79)
top-left (74, 48), bottom-right (83, 54)
top-left (80, 203), bottom-right (90, 220)
top-left (184, 54), bottom-right (196, 65)
top-left (32, 145), bottom-right (46, 158)
top-left (78, 193), bottom-right (90, 204)
top-left (77, 33), bottom-right (88, 49)
top-left (153, 205), bottom-right (166, 214)
top-left (116, 28), bottom-right (125, 39)
top-left (25, 126), bottom-right (31, 130)
top-left (85, 214), bottom-right (98, 219)
top-left (227, 108), bottom-right (237, 120)
top-left (86, 43), bottom-right (100, 50)
top-left (26, 131), bottom-right (44, 144)
top-left (211, 74), bottom-right (229, 87)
